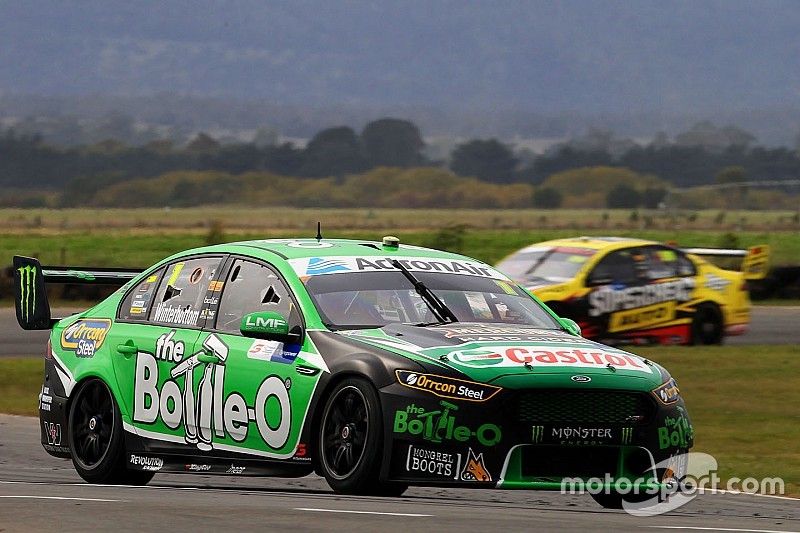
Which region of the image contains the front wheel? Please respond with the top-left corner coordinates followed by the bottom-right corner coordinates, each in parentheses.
top-left (68, 378), bottom-right (154, 485)
top-left (318, 378), bottom-right (407, 496)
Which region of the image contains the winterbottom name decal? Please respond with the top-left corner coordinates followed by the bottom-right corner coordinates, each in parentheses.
top-left (290, 256), bottom-right (509, 280)
top-left (153, 303), bottom-right (201, 326)
top-left (395, 370), bottom-right (501, 402)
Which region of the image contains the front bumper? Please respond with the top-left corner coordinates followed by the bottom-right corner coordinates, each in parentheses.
top-left (379, 382), bottom-right (693, 488)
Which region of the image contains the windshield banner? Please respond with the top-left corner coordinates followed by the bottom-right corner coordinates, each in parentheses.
top-left (289, 256), bottom-right (510, 280)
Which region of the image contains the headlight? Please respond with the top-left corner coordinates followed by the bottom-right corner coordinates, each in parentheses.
top-left (652, 377), bottom-right (681, 404)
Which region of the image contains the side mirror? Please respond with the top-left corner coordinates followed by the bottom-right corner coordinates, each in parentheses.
top-left (240, 311), bottom-right (303, 344)
top-left (559, 317), bottom-right (582, 337)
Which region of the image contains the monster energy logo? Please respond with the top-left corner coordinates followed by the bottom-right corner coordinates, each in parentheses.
top-left (531, 425), bottom-right (544, 443)
top-left (621, 427), bottom-right (633, 444)
top-left (18, 265), bottom-right (36, 322)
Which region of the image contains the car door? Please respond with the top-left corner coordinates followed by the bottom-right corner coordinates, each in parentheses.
top-left (111, 255), bottom-right (224, 450)
top-left (584, 247), bottom-right (648, 337)
top-left (196, 257), bottom-right (320, 460)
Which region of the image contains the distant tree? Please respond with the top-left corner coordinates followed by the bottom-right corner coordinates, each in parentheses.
top-left (253, 127), bottom-right (279, 148)
top-left (264, 142), bottom-right (304, 176)
top-left (675, 121), bottom-right (756, 151)
top-left (361, 118), bottom-right (425, 168)
top-left (450, 139), bottom-right (518, 182)
top-left (606, 183), bottom-right (641, 208)
top-left (532, 187), bottom-right (563, 208)
top-left (641, 187), bottom-right (667, 209)
top-left (186, 132), bottom-right (221, 153)
top-left (299, 126), bottom-right (367, 177)
top-left (715, 165), bottom-right (746, 184)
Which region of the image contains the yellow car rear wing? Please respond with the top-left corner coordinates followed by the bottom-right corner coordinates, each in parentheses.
top-left (681, 245), bottom-right (770, 280)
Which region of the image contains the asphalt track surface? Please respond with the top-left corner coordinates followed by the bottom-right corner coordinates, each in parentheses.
top-left (1, 306), bottom-right (798, 358)
top-left (0, 415), bottom-right (798, 533)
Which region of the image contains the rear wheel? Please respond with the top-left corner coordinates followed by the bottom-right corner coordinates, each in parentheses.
top-left (690, 304), bottom-right (723, 345)
top-left (68, 379), bottom-right (154, 485)
top-left (318, 378), bottom-right (407, 496)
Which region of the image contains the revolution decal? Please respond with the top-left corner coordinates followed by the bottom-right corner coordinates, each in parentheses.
top-left (60, 319), bottom-right (112, 357)
top-left (395, 370), bottom-right (501, 402)
top-left (289, 256), bottom-right (509, 280)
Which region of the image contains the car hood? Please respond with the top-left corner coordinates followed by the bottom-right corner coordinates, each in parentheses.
top-left (335, 323), bottom-right (663, 391)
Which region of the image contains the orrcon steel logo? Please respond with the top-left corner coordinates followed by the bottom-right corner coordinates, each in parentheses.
top-left (17, 264), bottom-right (37, 321)
top-left (395, 370), bottom-right (502, 402)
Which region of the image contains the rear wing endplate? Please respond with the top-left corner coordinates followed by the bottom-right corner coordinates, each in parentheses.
top-left (13, 255), bottom-right (142, 330)
top-left (681, 245), bottom-right (770, 280)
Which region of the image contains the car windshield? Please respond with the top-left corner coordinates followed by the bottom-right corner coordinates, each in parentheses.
top-left (497, 247), bottom-right (596, 282)
top-left (303, 271), bottom-right (562, 330)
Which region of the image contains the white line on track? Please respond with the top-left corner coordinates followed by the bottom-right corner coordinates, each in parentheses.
top-left (0, 495), bottom-right (123, 502)
top-left (295, 507), bottom-right (432, 517)
top-left (697, 487), bottom-right (800, 501)
top-left (645, 527), bottom-right (800, 533)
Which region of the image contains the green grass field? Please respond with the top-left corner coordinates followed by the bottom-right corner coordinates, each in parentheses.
top-left (1, 345), bottom-right (797, 495)
top-left (3, 227), bottom-right (799, 268)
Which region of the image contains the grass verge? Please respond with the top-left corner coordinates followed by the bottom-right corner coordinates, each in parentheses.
top-left (1, 346), bottom-right (797, 496)
top-left (636, 344), bottom-right (800, 497)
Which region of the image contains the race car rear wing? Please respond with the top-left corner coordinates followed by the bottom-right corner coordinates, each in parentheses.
top-left (13, 255), bottom-right (142, 330)
top-left (680, 245), bottom-right (770, 280)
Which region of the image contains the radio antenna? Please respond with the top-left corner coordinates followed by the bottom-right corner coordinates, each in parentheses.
top-left (316, 221), bottom-right (322, 242)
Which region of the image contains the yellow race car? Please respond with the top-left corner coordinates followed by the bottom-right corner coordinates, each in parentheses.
top-left (497, 237), bottom-right (769, 345)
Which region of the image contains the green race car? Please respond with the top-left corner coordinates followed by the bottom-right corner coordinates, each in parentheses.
top-left (15, 236), bottom-right (693, 507)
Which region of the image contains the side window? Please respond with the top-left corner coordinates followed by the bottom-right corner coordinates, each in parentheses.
top-left (645, 246), bottom-right (696, 280)
top-left (215, 259), bottom-right (301, 334)
top-left (587, 249), bottom-right (640, 285)
top-left (150, 257), bottom-right (222, 328)
top-left (119, 267), bottom-right (164, 321)
top-left (675, 250), bottom-right (697, 277)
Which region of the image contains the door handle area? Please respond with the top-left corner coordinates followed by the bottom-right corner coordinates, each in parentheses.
top-left (116, 342), bottom-right (138, 356)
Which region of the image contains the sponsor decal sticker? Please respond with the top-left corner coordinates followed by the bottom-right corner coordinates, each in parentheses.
top-left (393, 401), bottom-right (502, 447)
top-left (531, 425), bottom-right (544, 443)
top-left (652, 378), bottom-right (681, 405)
top-left (60, 319), bottom-right (112, 357)
top-left (552, 426), bottom-right (613, 445)
top-left (133, 333), bottom-right (293, 452)
top-left (570, 375), bottom-right (591, 383)
top-left (153, 303), bottom-right (201, 326)
top-left (704, 273), bottom-right (731, 292)
top-left (226, 465), bottom-right (246, 474)
top-left (44, 422), bottom-right (61, 445)
top-left (608, 302), bottom-right (676, 333)
top-left (17, 264), bottom-right (37, 322)
top-left (395, 370), bottom-right (501, 402)
top-left (247, 339), bottom-right (281, 361)
top-left (405, 445), bottom-right (460, 479)
top-left (130, 454), bottom-right (163, 471)
top-left (186, 463), bottom-right (212, 472)
top-left (208, 280), bottom-right (224, 292)
top-left (460, 448), bottom-right (492, 482)
top-left (448, 345), bottom-right (651, 373)
top-left (658, 408), bottom-right (693, 450)
top-left (589, 278), bottom-right (694, 317)
top-left (291, 256), bottom-right (508, 280)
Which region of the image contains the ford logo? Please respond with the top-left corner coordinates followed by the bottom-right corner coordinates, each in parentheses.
top-left (571, 375), bottom-right (591, 383)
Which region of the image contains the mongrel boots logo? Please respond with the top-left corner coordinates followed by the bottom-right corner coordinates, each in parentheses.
top-left (17, 264), bottom-right (37, 322)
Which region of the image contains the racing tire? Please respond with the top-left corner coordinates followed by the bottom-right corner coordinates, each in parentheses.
top-left (68, 378), bottom-right (154, 486)
top-left (690, 303), bottom-right (723, 345)
top-left (318, 377), bottom-right (407, 496)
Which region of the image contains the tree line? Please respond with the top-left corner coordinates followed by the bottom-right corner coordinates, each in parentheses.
top-left (2, 117), bottom-right (800, 208)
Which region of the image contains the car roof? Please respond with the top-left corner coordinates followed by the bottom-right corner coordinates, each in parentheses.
top-left (190, 238), bottom-right (482, 263)
top-left (517, 236), bottom-right (660, 253)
